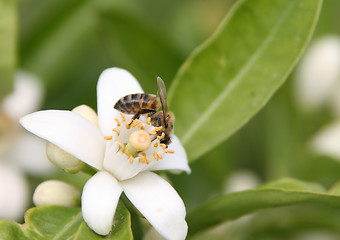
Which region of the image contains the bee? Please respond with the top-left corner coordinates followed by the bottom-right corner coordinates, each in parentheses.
top-left (114, 77), bottom-right (174, 146)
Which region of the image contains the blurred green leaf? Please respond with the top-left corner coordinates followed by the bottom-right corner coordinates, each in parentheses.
top-left (0, 204), bottom-right (132, 240)
top-left (187, 178), bottom-right (340, 236)
top-left (0, 0), bottom-right (17, 97)
top-left (168, 0), bottom-right (322, 161)
top-left (98, 9), bottom-right (184, 93)
top-left (20, 0), bottom-right (98, 89)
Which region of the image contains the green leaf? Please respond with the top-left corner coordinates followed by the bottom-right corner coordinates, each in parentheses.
top-left (187, 178), bottom-right (340, 236)
top-left (168, 0), bottom-right (323, 161)
top-left (0, 203), bottom-right (132, 240)
top-left (0, 0), bottom-right (17, 97)
top-left (0, 220), bottom-right (29, 240)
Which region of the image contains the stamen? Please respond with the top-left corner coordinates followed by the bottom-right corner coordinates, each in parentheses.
top-left (120, 112), bottom-right (126, 122)
top-left (114, 118), bottom-right (121, 127)
top-left (154, 126), bottom-right (163, 131)
top-left (153, 151), bottom-right (159, 161)
top-left (104, 136), bottom-right (112, 140)
top-left (137, 122), bottom-right (144, 129)
top-left (127, 119), bottom-right (133, 125)
top-left (157, 153), bottom-right (163, 159)
top-left (146, 117), bottom-right (151, 125)
top-left (112, 128), bottom-right (120, 136)
top-left (149, 131), bottom-right (157, 135)
top-left (154, 142), bottom-right (159, 148)
top-left (164, 149), bottom-right (175, 154)
top-left (157, 132), bottom-right (165, 140)
top-left (117, 141), bottom-right (125, 152)
top-left (125, 123), bottom-right (131, 129)
top-left (139, 153), bottom-right (145, 163)
top-left (138, 153), bottom-right (149, 164)
top-left (160, 143), bottom-right (167, 150)
top-left (124, 149), bottom-right (134, 164)
top-left (131, 120), bottom-right (140, 128)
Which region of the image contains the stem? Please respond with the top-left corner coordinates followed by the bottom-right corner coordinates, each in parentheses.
top-left (81, 164), bottom-right (97, 176)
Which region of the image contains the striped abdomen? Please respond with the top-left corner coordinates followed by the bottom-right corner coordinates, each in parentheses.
top-left (114, 93), bottom-right (161, 114)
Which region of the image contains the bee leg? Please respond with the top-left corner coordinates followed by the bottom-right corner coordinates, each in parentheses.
top-left (129, 109), bottom-right (156, 125)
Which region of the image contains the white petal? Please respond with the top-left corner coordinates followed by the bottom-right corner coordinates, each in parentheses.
top-left (9, 132), bottom-right (56, 176)
top-left (311, 121), bottom-right (340, 160)
top-left (82, 171), bottom-right (123, 235)
top-left (2, 71), bottom-right (43, 120)
top-left (295, 36), bottom-right (340, 111)
top-left (20, 110), bottom-right (105, 170)
top-left (103, 141), bottom-right (152, 181)
top-left (121, 172), bottom-right (187, 240)
top-left (0, 163), bottom-right (30, 221)
top-left (97, 68), bottom-right (143, 136)
top-left (148, 135), bottom-right (191, 174)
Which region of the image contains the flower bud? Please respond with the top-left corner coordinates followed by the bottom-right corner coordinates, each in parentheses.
top-left (33, 180), bottom-right (80, 207)
top-left (72, 105), bottom-right (98, 126)
top-left (46, 142), bottom-right (85, 173)
top-left (45, 105), bottom-right (98, 173)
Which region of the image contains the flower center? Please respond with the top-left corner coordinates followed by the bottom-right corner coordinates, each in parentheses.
top-left (104, 112), bottom-right (175, 165)
top-left (129, 130), bottom-right (151, 151)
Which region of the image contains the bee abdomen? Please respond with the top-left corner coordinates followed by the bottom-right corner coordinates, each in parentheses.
top-left (114, 93), bottom-right (160, 114)
top-left (141, 94), bottom-right (160, 110)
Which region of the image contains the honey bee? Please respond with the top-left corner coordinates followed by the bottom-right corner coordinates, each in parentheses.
top-left (114, 77), bottom-right (174, 145)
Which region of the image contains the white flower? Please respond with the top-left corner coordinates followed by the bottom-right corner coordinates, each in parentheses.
top-left (20, 68), bottom-right (191, 240)
top-left (295, 35), bottom-right (340, 113)
top-left (0, 162), bottom-right (29, 221)
top-left (1, 71), bottom-right (55, 176)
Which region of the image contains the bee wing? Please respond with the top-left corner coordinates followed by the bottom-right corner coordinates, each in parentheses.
top-left (157, 77), bottom-right (168, 126)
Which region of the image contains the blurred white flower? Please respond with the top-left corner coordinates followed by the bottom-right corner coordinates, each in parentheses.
top-left (20, 68), bottom-right (190, 240)
top-left (310, 120), bottom-right (340, 160)
top-left (295, 35), bottom-right (340, 113)
top-left (0, 71), bottom-right (56, 221)
top-left (222, 169), bottom-right (260, 194)
top-left (0, 163), bottom-right (29, 221)
top-left (1, 71), bottom-right (55, 175)
top-left (296, 36), bottom-right (340, 161)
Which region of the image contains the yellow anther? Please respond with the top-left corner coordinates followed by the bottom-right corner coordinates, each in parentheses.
top-left (149, 131), bottom-right (157, 135)
top-left (154, 142), bottom-right (159, 148)
top-left (104, 136), bottom-right (112, 140)
top-left (160, 143), bottom-right (167, 150)
top-left (124, 149), bottom-right (134, 164)
top-left (125, 123), bottom-right (131, 129)
top-left (153, 151), bottom-right (159, 161)
top-left (137, 122), bottom-right (144, 129)
top-left (139, 153), bottom-right (149, 164)
top-left (157, 132), bottom-right (165, 140)
top-left (112, 128), bottom-right (120, 136)
top-left (139, 154), bottom-right (145, 163)
top-left (154, 126), bottom-right (163, 131)
top-left (131, 120), bottom-right (140, 128)
top-left (117, 141), bottom-right (125, 152)
top-left (127, 119), bottom-right (133, 125)
top-left (120, 112), bottom-right (126, 122)
top-left (146, 117), bottom-right (151, 125)
top-left (164, 149), bottom-right (175, 154)
top-left (157, 154), bottom-right (163, 159)
top-left (114, 118), bottom-right (121, 127)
